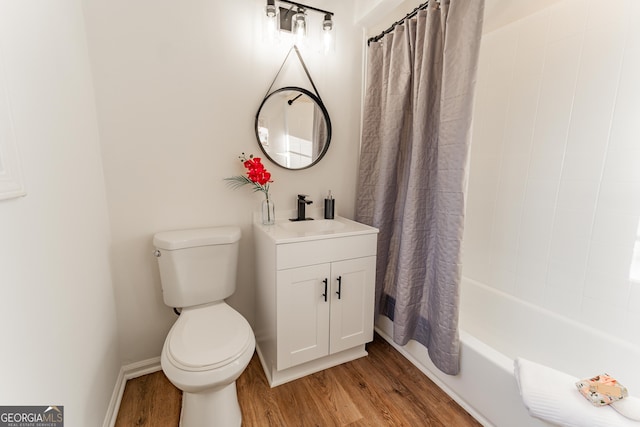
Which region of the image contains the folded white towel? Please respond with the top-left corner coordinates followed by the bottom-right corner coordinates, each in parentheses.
top-left (613, 398), bottom-right (640, 421)
top-left (514, 358), bottom-right (640, 427)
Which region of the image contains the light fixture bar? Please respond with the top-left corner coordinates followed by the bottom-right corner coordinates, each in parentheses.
top-left (278, 0), bottom-right (333, 17)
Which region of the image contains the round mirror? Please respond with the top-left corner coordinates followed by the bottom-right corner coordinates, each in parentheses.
top-left (255, 87), bottom-right (331, 170)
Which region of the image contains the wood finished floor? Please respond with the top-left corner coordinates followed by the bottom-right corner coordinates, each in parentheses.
top-left (114, 334), bottom-right (481, 426)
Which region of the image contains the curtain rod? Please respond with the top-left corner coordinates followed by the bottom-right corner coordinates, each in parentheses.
top-left (366, 1), bottom-right (431, 46)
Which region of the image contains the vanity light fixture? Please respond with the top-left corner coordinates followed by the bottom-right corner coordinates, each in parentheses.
top-left (263, 0), bottom-right (335, 53)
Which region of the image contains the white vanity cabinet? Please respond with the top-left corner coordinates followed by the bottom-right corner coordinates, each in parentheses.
top-left (253, 214), bottom-right (378, 387)
top-left (277, 255), bottom-right (375, 370)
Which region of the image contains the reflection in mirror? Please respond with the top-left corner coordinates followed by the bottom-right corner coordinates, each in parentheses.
top-left (255, 87), bottom-right (331, 170)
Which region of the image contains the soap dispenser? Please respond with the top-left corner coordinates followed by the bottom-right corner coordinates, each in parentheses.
top-left (324, 190), bottom-right (335, 219)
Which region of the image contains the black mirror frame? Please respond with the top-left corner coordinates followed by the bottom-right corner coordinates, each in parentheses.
top-left (255, 86), bottom-right (332, 170)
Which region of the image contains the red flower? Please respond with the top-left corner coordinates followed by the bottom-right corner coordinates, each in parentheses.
top-left (244, 156), bottom-right (272, 186)
top-left (225, 153), bottom-right (273, 199)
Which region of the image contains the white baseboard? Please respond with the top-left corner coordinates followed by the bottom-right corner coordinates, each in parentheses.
top-left (102, 357), bottom-right (162, 427)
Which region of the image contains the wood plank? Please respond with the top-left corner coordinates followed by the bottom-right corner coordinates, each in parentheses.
top-left (235, 354), bottom-right (289, 426)
top-left (332, 359), bottom-right (409, 425)
top-left (114, 370), bottom-right (181, 427)
top-left (363, 337), bottom-right (453, 423)
top-left (299, 369), bottom-right (363, 425)
top-left (337, 351), bottom-right (442, 426)
top-left (116, 334), bottom-right (482, 427)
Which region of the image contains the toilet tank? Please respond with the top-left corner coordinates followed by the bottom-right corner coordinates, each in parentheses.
top-left (153, 226), bottom-right (241, 308)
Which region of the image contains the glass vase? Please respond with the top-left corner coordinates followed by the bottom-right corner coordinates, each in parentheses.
top-left (262, 197), bottom-right (275, 225)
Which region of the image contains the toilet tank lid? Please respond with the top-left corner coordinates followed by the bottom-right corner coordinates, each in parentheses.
top-left (153, 226), bottom-right (241, 250)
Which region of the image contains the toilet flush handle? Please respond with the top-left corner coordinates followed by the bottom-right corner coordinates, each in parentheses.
top-left (153, 249), bottom-right (161, 257)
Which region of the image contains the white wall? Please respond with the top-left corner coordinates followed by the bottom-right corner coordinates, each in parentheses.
top-left (83, 0), bottom-right (364, 364)
top-left (0, 1), bottom-right (120, 425)
top-left (464, 0), bottom-right (640, 346)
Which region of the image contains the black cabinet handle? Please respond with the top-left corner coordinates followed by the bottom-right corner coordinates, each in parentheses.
top-left (322, 278), bottom-right (328, 302)
top-left (336, 276), bottom-right (342, 299)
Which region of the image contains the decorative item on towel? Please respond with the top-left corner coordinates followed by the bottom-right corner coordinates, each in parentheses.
top-left (576, 374), bottom-right (628, 406)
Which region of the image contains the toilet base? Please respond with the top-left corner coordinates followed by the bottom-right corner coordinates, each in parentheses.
top-left (179, 381), bottom-right (242, 427)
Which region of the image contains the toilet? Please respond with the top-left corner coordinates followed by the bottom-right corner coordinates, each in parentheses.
top-left (153, 226), bottom-right (255, 427)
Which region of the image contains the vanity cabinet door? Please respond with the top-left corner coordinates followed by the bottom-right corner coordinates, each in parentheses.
top-left (329, 256), bottom-right (376, 354)
top-left (276, 263), bottom-right (331, 370)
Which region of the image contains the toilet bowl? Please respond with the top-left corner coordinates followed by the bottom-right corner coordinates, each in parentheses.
top-left (161, 302), bottom-right (255, 426)
top-left (153, 226), bottom-right (255, 427)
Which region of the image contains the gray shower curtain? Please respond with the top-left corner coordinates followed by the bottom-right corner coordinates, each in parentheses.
top-left (355, 0), bottom-right (484, 375)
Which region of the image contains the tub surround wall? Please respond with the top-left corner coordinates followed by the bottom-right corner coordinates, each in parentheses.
top-left (464, 0), bottom-right (640, 347)
top-left (0, 1), bottom-right (120, 425)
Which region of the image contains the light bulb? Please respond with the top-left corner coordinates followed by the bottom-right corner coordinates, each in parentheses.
top-left (264, 0), bottom-right (278, 43)
top-left (322, 13), bottom-right (333, 31)
top-left (294, 9), bottom-right (307, 44)
top-left (323, 31), bottom-right (334, 54)
top-left (266, 0), bottom-right (276, 18)
top-left (322, 13), bottom-right (334, 54)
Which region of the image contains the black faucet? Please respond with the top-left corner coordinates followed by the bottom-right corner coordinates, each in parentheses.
top-left (290, 194), bottom-right (314, 221)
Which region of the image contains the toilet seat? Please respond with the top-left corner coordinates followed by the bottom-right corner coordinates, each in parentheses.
top-left (166, 303), bottom-right (253, 372)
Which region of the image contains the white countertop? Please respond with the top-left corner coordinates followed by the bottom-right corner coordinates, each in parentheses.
top-left (253, 209), bottom-right (379, 244)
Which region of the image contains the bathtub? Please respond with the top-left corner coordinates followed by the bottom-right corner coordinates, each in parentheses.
top-left (375, 277), bottom-right (640, 426)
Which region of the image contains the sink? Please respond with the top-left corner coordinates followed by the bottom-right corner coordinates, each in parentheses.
top-left (257, 214), bottom-right (378, 243)
top-left (279, 219), bottom-right (347, 234)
